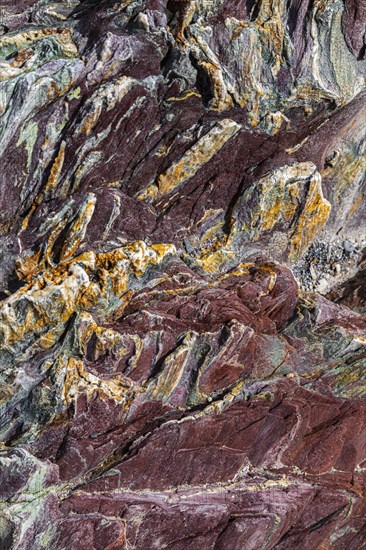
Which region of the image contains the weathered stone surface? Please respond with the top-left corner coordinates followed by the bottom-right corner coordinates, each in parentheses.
top-left (0, 0), bottom-right (365, 548)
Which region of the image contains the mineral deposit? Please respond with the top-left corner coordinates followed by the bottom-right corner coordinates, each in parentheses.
top-left (0, 0), bottom-right (366, 548)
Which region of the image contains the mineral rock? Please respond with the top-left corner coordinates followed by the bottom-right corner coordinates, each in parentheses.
top-left (0, 0), bottom-right (365, 548)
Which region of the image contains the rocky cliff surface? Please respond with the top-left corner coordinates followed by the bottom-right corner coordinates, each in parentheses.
top-left (0, 1), bottom-right (366, 548)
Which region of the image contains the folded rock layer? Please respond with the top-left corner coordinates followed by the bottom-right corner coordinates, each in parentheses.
top-left (0, 1), bottom-right (366, 549)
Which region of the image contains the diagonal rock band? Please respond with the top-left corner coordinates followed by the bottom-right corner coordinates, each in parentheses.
top-left (0, 0), bottom-right (365, 549)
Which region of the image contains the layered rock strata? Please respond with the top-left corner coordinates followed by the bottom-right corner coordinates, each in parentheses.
top-left (0, 1), bottom-right (366, 548)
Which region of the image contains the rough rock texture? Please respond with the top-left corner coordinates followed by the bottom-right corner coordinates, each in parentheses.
top-left (0, 1), bottom-right (366, 549)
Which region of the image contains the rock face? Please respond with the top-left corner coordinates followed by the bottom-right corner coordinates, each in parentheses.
top-left (0, 1), bottom-right (366, 549)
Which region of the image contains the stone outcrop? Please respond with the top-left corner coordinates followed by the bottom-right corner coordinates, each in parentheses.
top-left (0, 1), bottom-right (365, 548)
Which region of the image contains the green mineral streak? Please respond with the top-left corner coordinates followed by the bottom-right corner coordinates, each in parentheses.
top-left (16, 121), bottom-right (38, 170)
top-left (37, 524), bottom-right (55, 548)
top-left (332, 362), bottom-right (366, 398)
top-left (329, 7), bottom-right (363, 100)
top-left (56, 64), bottom-right (76, 93)
top-left (0, 35), bottom-right (77, 62)
top-left (261, 514), bottom-right (282, 549)
top-left (259, 334), bottom-right (289, 376)
top-left (67, 86), bottom-right (81, 101)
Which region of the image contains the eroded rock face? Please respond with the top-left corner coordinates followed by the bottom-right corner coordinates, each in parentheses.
top-left (0, 1), bottom-right (366, 548)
